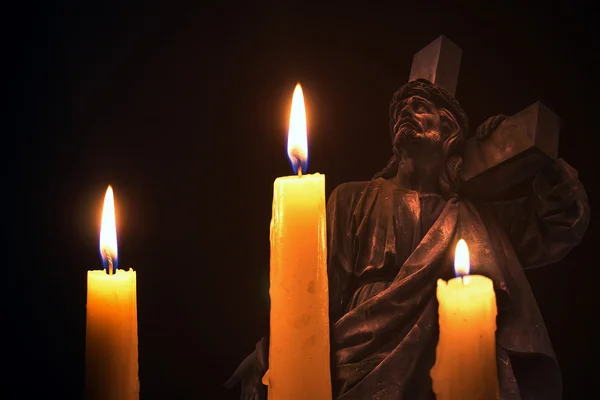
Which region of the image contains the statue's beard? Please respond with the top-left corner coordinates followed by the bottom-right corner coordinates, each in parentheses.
top-left (394, 122), bottom-right (442, 147)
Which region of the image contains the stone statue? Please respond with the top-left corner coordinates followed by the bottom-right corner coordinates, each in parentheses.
top-left (226, 36), bottom-right (590, 400)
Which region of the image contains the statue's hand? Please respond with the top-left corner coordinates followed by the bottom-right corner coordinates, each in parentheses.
top-left (534, 158), bottom-right (579, 197)
top-left (225, 349), bottom-right (267, 400)
top-left (240, 367), bottom-right (267, 400)
top-left (476, 114), bottom-right (508, 140)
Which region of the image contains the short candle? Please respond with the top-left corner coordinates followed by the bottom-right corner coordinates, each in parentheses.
top-left (430, 239), bottom-right (499, 400)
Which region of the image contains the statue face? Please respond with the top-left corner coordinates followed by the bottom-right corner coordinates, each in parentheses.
top-left (394, 96), bottom-right (445, 145)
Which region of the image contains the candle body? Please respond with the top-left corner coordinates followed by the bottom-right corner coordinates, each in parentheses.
top-left (431, 275), bottom-right (499, 400)
top-left (85, 269), bottom-right (139, 400)
top-left (266, 173), bottom-right (332, 399)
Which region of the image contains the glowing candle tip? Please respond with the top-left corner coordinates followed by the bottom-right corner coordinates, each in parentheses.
top-left (99, 185), bottom-right (119, 274)
top-left (287, 83), bottom-right (308, 174)
top-left (454, 239), bottom-right (470, 277)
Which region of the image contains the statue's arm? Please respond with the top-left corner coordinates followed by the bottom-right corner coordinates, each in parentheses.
top-left (327, 184), bottom-right (356, 323)
top-left (486, 158), bottom-right (590, 269)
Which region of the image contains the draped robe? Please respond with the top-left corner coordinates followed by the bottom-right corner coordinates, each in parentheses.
top-left (326, 159), bottom-right (589, 399)
top-left (228, 159), bottom-right (589, 400)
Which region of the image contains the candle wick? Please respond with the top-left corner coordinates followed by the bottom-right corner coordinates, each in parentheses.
top-left (104, 250), bottom-right (114, 275)
top-left (298, 165), bottom-right (303, 178)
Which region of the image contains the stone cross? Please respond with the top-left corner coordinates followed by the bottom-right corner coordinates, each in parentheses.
top-left (408, 35), bottom-right (559, 200)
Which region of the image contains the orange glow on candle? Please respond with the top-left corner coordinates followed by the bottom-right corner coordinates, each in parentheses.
top-left (431, 239), bottom-right (499, 399)
top-left (264, 83), bottom-right (331, 399)
top-left (86, 185), bottom-right (139, 399)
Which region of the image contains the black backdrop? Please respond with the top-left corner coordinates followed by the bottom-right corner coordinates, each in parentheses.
top-left (10, 1), bottom-right (599, 399)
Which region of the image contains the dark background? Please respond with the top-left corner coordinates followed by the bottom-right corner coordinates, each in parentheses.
top-left (10, 1), bottom-right (598, 399)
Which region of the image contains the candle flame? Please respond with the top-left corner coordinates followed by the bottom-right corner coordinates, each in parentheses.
top-left (99, 185), bottom-right (119, 273)
top-left (287, 83), bottom-right (308, 175)
top-left (454, 239), bottom-right (470, 277)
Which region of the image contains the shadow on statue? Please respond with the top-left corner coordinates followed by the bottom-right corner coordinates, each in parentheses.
top-left (226, 37), bottom-right (590, 399)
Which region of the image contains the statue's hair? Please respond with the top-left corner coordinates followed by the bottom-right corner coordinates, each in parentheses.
top-left (437, 109), bottom-right (465, 196)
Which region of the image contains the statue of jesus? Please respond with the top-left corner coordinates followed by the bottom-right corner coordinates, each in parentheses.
top-left (227, 78), bottom-right (589, 400)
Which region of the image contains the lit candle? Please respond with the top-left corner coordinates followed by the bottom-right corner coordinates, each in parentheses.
top-left (85, 186), bottom-right (139, 400)
top-left (430, 239), bottom-right (499, 400)
top-left (262, 84), bottom-right (332, 399)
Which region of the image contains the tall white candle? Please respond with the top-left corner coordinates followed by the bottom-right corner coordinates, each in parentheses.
top-left (263, 84), bottom-right (332, 399)
top-left (85, 186), bottom-right (139, 400)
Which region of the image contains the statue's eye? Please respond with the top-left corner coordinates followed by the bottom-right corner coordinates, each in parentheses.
top-left (416, 105), bottom-right (428, 113)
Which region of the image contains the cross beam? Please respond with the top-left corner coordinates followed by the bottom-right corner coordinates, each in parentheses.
top-left (407, 36), bottom-right (560, 201)
top-left (409, 35), bottom-right (462, 96)
top-left (461, 103), bottom-right (559, 200)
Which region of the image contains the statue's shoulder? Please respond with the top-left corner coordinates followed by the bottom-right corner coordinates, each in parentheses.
top-left (328, 179), bottom-right (401, 218)
top-left (329, 179), bottom-right (392, 206)
top-left (330, 180), bottom-right (372, 199)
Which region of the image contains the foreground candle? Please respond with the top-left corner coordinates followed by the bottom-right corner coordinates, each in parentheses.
top-left (430, 239), bottom-right (499, 400)
top-left (263, 84), bottom-right (332, 399)
top-left (85, 186), bottom-right (139, 400)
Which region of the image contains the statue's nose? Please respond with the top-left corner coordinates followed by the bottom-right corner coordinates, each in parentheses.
top-left (400, 104), bottom-right (415, 120)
